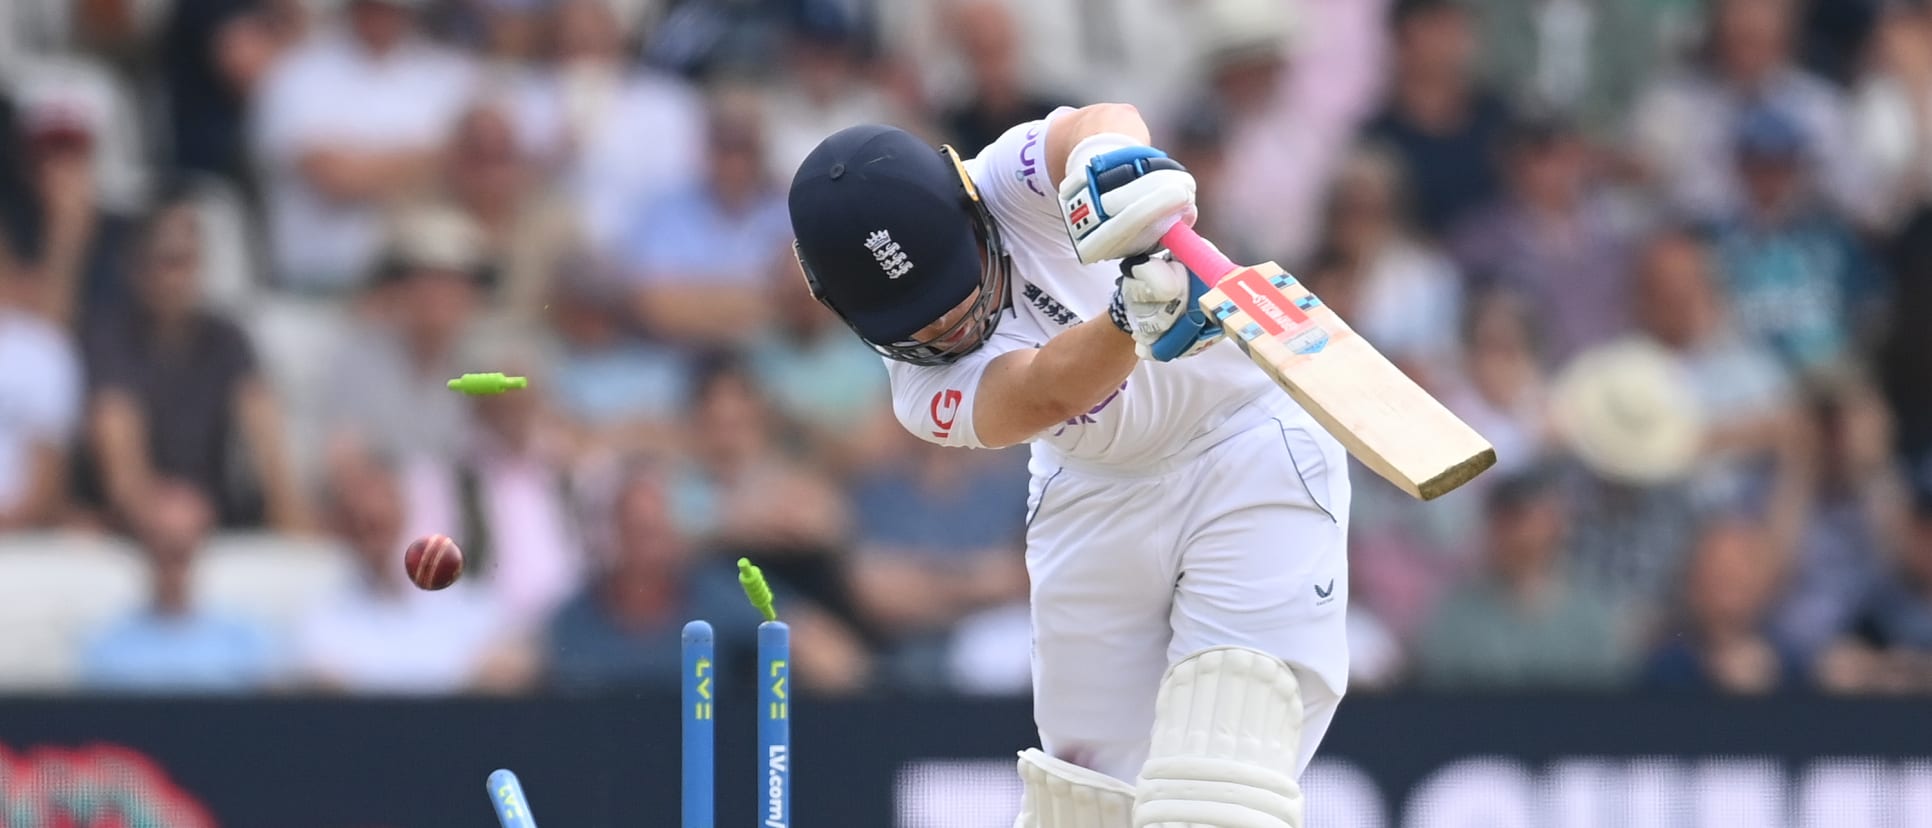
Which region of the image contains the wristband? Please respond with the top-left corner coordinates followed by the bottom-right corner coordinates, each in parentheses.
top-left (1108, 277), bottom-right (1134, 335)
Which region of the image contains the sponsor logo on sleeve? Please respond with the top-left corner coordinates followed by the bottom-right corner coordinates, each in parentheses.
top-left (929, 389), bottom-right (964, 439)
top-left (1017, 125), bottom-right (1046, 197)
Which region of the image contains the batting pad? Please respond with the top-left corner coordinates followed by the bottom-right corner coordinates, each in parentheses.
top-left (1133, 646), bottom-right (1305, 828)
top-left (1015, 748), bottom-right (1136, 828)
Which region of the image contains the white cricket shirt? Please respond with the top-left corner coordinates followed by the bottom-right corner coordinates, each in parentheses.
top-left (885, 108), bottom-right (1298, 474)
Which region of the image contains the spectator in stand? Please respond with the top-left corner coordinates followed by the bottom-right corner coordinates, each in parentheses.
top-left (160, 0), bottom-right (291, 184)
top-left (508, 0), bottom-right (702, 255)
top-left (1629, 0), bottom-right (1874, 226)
top-left (938, 0), bottom-right (1070, 153)
top-left (77, 188), bottom-right (310, 532)
top-left (545, 257), bottom-right (689, 462)
top-left (1308, 145), bottom-right (1475, 642)
top-left (1711, 104), bottom-right (1887, 384)
top-left (1355, 290), bottom-right (1555, 629)
top-left (1164, 104), bottom-right (1250, 264)
top-left (1852, 0), bottom-right (1932, 231)
top-left (1465, 0), bottom-right (1678, 142)
top-left (1440, 290), bottom-right (1554, 479)
top-left (621, 91), bottom-right (789, 346)
top-left (1548, 337), bottom-right (1708, 624)
top-left (671, 354), bottom-right (857, 627)
top-left (1416, 467), bottom-right (1631, 690)
top-left (1775, 384), bottom-right (1912, 663)
top-left (748, 249), bottom-right (893, 476)
top-left (1819, 492), bottom-right (1932, 694)
top-left (1449, 115), bottom-right (1650, 365)
top-left (1302, 145), bottom-right (1464, 391)
top-left (319, 204), bottom-right (487, 464)
top-left (847, 439), bottom-right (1029, 690)
top-left (1642, 518), bottom-right (1806, 694)
top-left (1632, 226), bottom-right (1810, 530)
top-left (252, 0), bottom-right (478, 292)
top-left (402, 349), bottom-right (584, 633)
top-left (544, 462), bottom-right (870, 693)
top-left (440, 100), bottom-right (584, 327)
top-left (4, 82), bottom-right (135, 327)
top-left (543, 463), bottom-right (754, 692)
top-left (761, 2), bottom-right (920, 182)
top-left (5, 44), bottom-right (154, 220)
top-left (80, 481), bottom-right (282, 693)
top-left (1363, 0), bottom-right (1515, 237)
top-left (471, 0), bottom-right (548, 77)
top-left (297, 451), bottom-right (513, 694)
top-left (1181, 0), bottom-right (1388, 266)
top-left (0, 275), bottom-right (81, 530)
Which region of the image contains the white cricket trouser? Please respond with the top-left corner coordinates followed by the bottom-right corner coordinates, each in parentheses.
top-left (1023, 401), bottom-right (1352, 785)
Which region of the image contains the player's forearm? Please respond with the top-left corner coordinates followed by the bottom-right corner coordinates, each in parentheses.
top-left (237, 381), bottom-right (311, 533)
top-left (89, 392), bottom-right (156, 517)
top-left (633, 285), bottom-right (768, 345)
top-left (1030, 318), bottom-right (1138, 406)
top-left (32, 201), bottom-right (95, 328)
top-left (974, 317), bottom-right (1137, 447)
top-left (299, 148), bottom-right (439, 202)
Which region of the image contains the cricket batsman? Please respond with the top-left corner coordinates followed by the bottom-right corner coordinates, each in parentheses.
top-left (788, 104), bottom-right (1348, 828)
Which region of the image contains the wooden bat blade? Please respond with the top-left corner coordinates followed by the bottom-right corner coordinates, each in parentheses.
top-left (1202, 262), bottom-right (1497, 500)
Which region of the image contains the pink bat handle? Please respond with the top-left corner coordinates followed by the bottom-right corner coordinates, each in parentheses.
top-left (1160, 223), bottom-right (1238, 283)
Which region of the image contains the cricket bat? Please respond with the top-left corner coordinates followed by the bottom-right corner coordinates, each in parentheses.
top-left (1161, 224), bottom-right (1497, 500)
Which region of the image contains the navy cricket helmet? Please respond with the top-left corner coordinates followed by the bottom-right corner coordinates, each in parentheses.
top-left (787, 125), bottom-right (1011, 365)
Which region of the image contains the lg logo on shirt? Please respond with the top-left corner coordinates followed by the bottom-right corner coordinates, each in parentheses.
top-left (929, 389), bottom-right (963, 438)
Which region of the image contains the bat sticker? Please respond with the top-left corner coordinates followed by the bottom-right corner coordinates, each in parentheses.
top-left (1218, 270), bottom-right (1330, 356)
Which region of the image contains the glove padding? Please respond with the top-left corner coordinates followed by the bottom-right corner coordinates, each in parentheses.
top-left (1060, 141), bottom-right (1197, 265)
top-left (1109, 251), bottom-right (1223, 362)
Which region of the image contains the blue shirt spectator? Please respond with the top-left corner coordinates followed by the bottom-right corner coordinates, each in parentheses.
top-left (79, 481), bottom-right (281, 693)
top-left (748, 250), bottom-right (890, 466)
top-left (623, 183), bottom-right (789, 291)
top-left (1712, 105), bottom-right (1886, 378)
top-left (852, 447), bottom-right (1027, 564)
top-left (619, 92), bottom-right (791, 347)
top-left (545, 562), bottom-right (752, 691)
top-left (545, 263), bottom-right (688, 436)
top-left (847, 442), bottom-right (1029, 689)
top-left (544, 469), bottom-right (761, 691)
top-left (83, 610), bottom-right (279, 693)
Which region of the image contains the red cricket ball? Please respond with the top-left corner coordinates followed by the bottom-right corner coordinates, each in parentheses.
top-left (403, 534), bottom-right (464, 591)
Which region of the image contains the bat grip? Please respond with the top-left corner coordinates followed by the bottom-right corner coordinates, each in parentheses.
top-left (1160, 223), bottom-right (1237, 283)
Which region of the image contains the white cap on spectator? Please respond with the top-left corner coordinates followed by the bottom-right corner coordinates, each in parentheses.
top-left (1195, 0), bottom-right (1301, 68)
top-left (382, 203), bottom-right (487, 276)
top-left (1549, 336), bottom-right (1705, 485)
top-left (13, 72), bottom-right (106, 144)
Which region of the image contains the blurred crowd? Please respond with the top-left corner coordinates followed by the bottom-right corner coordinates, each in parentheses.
top-left (0, 0), bottom-right (1927, 699)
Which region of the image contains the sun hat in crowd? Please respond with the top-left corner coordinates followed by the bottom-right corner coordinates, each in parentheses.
top-left (1549, 336), bottom-right (1706, 486)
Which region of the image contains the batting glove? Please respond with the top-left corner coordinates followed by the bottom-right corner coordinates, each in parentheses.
top-left (1060, 133), bottom-right (1197, 265)
top-left (1108, 251), bottom-right (1223, 362)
